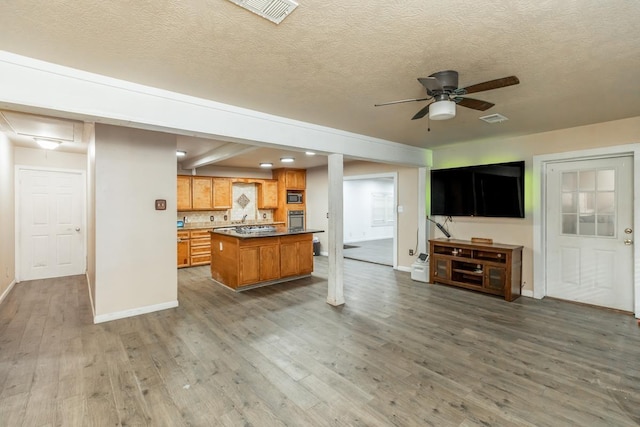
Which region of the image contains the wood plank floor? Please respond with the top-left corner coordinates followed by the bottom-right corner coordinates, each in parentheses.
top-left (1, 257), bottom-right (639, 426)
top-left (343, 239), bottom-right (393, 266)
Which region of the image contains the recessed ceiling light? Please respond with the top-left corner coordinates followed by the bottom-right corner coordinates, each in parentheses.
top-left (176, 150), bottom-right (187, 157)
top-left (35, 138), bottom-right (61, 150)
top-left (260, 162), bottom-right (273, 168)
top-left (280, 157), bottom-right (295, 163)
top-left (305, 151), bottom-right (316, 156)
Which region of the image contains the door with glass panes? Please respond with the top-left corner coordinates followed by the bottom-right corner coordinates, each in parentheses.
top-left (545, 156), bottom-right (633, 311)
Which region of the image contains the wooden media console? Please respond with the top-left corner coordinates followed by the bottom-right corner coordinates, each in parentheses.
top-left (429, 238), bottom-right (523, 301)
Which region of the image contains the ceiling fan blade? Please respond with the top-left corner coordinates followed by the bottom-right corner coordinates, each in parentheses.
top-left (455, 97), bottom-right (495, 111)
top-left (411, 103), bottom-right (431, 120)
top-left (374, 97), bottom-right (430, 107)
top-left (418, 77), bottom-right (443, 92)
top-left (461, 76), bottom-right (520, 94)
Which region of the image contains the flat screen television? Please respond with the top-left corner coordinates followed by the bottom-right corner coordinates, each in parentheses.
top-left (430, 161), bottom-right (525, 218)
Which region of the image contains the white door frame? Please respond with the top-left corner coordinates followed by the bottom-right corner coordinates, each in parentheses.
top-left (533, 143), bottom-right (640, 317)
top-left (343, 172), bottom-right (399, 269)
top-left (15, 165), bottom-right (87, 282)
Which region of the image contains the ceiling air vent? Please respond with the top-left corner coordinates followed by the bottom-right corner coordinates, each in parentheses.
top-left (227, 0), bottom-right (299, 24)
top-left (479, 113), bottom-right (509, 124)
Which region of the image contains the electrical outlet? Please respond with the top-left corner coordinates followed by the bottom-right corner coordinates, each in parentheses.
top-left (210, 215), bottom-right (214, 221)
top-left (409, 249), bottom-right (414, 256)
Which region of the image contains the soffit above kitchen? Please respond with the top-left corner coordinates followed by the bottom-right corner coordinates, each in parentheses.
top-left (0, 1), bottom-right (639, 149)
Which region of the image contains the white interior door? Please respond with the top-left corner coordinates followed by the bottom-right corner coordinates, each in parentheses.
top-left (19, 169), bottom-right (85, 280)
top-left (545, 156), bottom-right (633, 311)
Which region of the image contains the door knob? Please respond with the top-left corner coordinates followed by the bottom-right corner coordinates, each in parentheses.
top-left (625, 228), bottom-right (633, 234)
top-left (75, 227), bottom-right (81, 232)
top-left (624, 239), bottom-right (633, 245)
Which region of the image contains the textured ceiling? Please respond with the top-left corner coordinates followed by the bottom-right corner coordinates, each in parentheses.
top-left (1, 0), bottom-right (639, 153)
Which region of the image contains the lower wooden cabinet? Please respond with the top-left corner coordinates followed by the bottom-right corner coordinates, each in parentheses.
top-left (177, 229), bottom-right (212, 268)
top-left (189, 229), bottom-right (211, 266)
top-left (211, 232), bottom-right (315, 290)
top-left (238, 238), bottom-right (281, 285)
top-left (280, 235), bottom-right (313, 277)
top-left (177, 230), bottom-right (190, 268)
top-left (239, 247), bottom-right (261, 285)
top-left (259, 244), bottom-right (281, 281)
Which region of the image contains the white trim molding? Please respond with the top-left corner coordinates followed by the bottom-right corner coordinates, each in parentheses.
top-left (85, 272), bottom-right (96, 320)
top-left (94, 300), bottom-right (179, 324)
top-left (533, 143), bottom-right (640, 318)
top-left (0, 280), bottom-right (16, 305)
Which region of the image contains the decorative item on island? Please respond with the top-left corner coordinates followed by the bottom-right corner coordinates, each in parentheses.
top-left (209, 226), bottom-right (324, 291)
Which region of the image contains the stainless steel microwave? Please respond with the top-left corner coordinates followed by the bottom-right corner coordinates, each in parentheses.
top-left (287, 191), bottom-right (303, 204)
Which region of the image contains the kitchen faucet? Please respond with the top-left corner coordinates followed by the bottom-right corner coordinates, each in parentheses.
top-left (242, 214), bottom-right (248, 224)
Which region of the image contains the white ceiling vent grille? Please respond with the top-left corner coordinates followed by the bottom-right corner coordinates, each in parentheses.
top-left (479, 113), bottom-right (509, 124)
top-left (227, 0), bottom-right (299, 24)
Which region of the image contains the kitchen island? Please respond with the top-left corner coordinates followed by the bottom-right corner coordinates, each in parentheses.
top-left (209, 226), bottom-right (323, 291)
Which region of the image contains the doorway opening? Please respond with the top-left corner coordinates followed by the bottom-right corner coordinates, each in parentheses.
top-left (343, 173), bottom-right (397, 267)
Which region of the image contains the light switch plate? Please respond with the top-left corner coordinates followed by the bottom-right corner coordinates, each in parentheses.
top-left (155, 199), bottom-right (167, 210)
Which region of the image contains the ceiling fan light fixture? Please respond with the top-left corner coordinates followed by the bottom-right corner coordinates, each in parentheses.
top-left (429, 100), bottom-right (456, 121)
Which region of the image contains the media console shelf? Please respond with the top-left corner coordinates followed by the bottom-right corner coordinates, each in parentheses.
top-left (429, 238), bottom-right (523, 301)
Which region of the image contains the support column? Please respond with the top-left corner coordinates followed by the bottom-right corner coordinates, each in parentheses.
top-left (417, 167), bottom-right (428, 255)
top-left (327, 154), bottom-right (345, 306)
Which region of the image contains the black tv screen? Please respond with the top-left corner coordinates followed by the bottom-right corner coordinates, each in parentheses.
top-left (430, 161), bottom-right (525, 218)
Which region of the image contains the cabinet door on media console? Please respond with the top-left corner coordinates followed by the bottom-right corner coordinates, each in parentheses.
top-left (431, 258), bottom-right (450, 281)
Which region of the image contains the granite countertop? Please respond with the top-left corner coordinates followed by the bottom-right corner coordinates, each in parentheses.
top-left (211, 226), bottom-right (324, 239)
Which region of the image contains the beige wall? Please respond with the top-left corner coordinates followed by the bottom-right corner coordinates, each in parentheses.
top-left (306, 160), bottom-right (420, 269)
top-left (0, 133), bottom-right (15, 300)
top-left (432, 116), bottom-right (640, 295)
top-left (94, 124), bottom-right (177, 320)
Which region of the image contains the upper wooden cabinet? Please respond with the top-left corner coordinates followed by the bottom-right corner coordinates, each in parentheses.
top-left (177, 176), bottom-right (192, 211)
top-left (285, 169), bottom-right (306, 189)
top-left (257, 180), bottom-right (279, 209)
top-left (213, 178), bottom-right (232, 209)
top-left (192, 176), bottom-right (213, 210)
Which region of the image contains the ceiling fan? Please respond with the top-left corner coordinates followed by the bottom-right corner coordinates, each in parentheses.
top-left (375, 70), bottom-right (519, 121)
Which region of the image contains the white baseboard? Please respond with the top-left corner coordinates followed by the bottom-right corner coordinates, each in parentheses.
top-left (94, 300), bottom-right (179, 324)
top-left (85, 272), bottom-right (96, 320)
top-left (0, 279), bottom-right (16, 305)
top-left (396, 266), bottom-right (411, 272)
